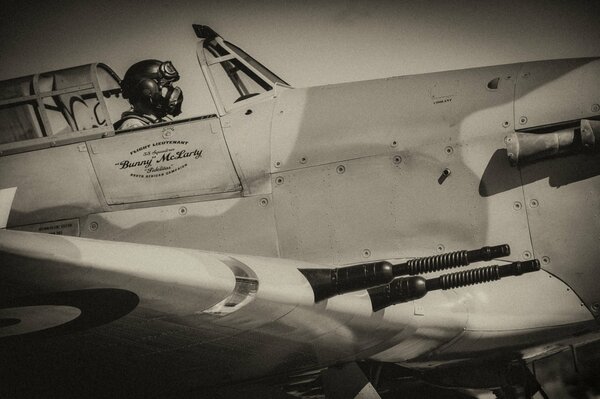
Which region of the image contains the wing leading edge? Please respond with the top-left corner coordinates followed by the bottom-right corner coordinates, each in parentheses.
top-left (0, 229), bottom-right (446, 397)
top-left (1, 229), bottom-right (589, 398)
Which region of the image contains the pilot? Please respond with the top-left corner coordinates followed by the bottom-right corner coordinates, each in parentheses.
top-left (114, 59), bottom-right (184, 130)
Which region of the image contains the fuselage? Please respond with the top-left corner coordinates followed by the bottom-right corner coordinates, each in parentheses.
top-left (1, 45), bottom-right (599, 392)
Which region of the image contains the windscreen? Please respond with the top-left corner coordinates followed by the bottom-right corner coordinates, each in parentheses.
top-left (203, 38), bottom-right (287, 110)
top-left (224, 41), bottom-right (288, 86)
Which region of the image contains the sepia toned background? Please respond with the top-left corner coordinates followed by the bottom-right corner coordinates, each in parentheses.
top-left (1, 0), bottom-right (599, 117)
top-left (1, 0), bottom-right (599, 397)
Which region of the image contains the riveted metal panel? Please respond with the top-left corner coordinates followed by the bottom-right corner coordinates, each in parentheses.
top-left (0, 143), bottom-right (105, 226)
top-left (88, 118), bottom-right (240, 204)
top-left (220, 97), bottom-right (276, 196)
top-left (520, 153), bottom-right (600, 317)
top-left (272, 64), bottom-right (532, 266)
top-left (515, 58), bottom-right (600, 129)
top-left (81, 195), bottom-right (279, 257)
top-left (272, 139), bottom-right (532, 266)
top-left (271, 63), bottom-right (523, 173)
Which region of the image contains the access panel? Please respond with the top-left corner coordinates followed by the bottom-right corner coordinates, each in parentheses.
top-left (88, 118), bottom-right (241, 204)
top-left (520, 153), bottom-right (600, 318)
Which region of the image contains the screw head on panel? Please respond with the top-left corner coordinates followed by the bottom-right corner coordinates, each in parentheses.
top-left (541, 256), bottom-right (550, 265)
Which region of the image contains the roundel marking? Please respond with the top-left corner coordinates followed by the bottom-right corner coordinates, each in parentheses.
top-left (0, 288), bottom-right (139, 341)
top-left (0, 305), bottom-right (81, 338)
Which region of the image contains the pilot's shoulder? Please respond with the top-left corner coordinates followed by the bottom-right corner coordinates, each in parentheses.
top-left (118, 117), bottom-right (148, 130)
top-left (115, 112), bottom-right (155, 130)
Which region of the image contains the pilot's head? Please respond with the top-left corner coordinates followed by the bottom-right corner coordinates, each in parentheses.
top-left (120, 59), bottom-right (184, 119)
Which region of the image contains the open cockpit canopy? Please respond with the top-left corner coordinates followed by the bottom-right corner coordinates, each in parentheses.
top-left (0, 63), bottom-right (127, 154)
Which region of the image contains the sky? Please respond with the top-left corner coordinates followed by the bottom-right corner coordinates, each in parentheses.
top-left (1, 0), bottom-right (599, 117)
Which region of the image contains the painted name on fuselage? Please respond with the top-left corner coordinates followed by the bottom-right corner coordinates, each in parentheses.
top-left (115, 140), bottom-right (203, 178)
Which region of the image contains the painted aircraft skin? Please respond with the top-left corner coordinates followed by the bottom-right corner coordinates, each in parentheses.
top-left (0, 26), bottom-right (599, 398)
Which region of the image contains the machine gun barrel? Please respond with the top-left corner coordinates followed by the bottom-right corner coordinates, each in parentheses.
top-left (392, 244), bottom-right (510, 276)
top-left (299, 244), bottom-right (510, 302)
top-left (369, 259), bottom-right (541, 312)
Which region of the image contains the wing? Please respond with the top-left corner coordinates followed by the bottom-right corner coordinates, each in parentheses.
top-left (3, 228), bottom-right (591, 398)
top-left (3, 229), bottom-right (597, 399)
top-left (0, 229), bottom-right (439, 398)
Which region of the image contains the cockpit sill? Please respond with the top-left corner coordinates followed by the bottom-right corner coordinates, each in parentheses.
top-left (115, 113), bottom-right (218, 134)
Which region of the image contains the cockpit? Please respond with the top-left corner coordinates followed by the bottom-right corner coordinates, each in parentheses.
top-left (0, 25), bottom-right (289, 156)
top-left (0, 64), bottom-right (126, 153)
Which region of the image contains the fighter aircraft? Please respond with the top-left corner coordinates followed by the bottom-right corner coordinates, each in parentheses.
top-left (0, 24), bottom-right (599, 399)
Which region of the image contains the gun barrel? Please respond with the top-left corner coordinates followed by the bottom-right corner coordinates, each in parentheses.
top-left (393, 244), bottom-right (510, 276)
top-left (369, 259), bottom-right (541, 312)
top-left (299, 244), bottom-right (511, 302)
